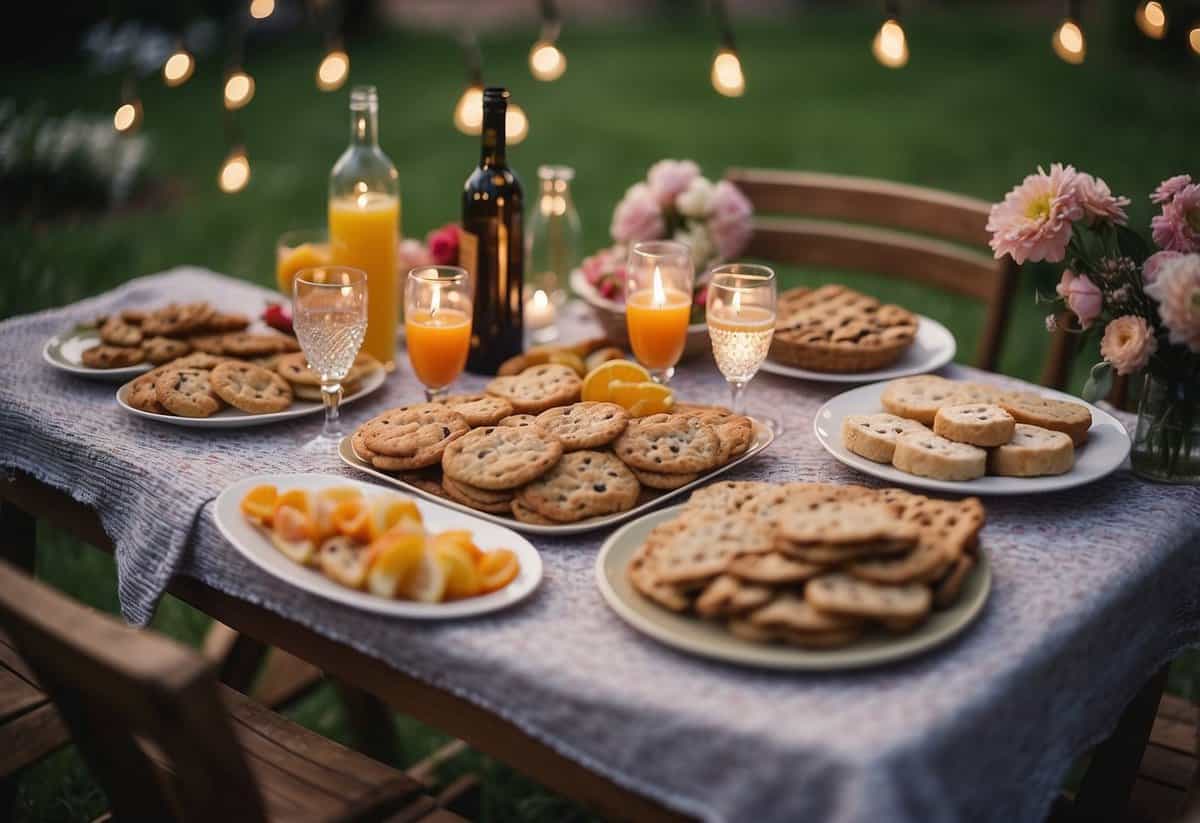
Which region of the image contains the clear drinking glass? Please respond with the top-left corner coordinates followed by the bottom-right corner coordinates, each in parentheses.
top-left (624, 240), bottom-right (694, 385)
top-left (525, 164), bottom-right (580, 344)
top-left (706, 264), bottom-right (779, 431)
top-left (276, 228), bottom-right (331, 296)
top-left (404, 266), bottom-right (473, 402)
top-left (292, 266), bottom-right (368, 451)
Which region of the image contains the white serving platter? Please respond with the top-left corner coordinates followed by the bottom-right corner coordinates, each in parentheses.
top-left (43, 326), bottom-right (153, 382)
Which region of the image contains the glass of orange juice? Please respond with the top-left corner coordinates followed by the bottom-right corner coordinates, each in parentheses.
top-left (276, 229), bottom-right (332, 296)
top-left (624, 240), bottom-right (694, 385)
top-left (405, 266), bottom-right (472, 401)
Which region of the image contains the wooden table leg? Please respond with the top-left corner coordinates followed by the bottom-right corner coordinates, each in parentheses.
top-left (335, 679), bottom-right (398, 763)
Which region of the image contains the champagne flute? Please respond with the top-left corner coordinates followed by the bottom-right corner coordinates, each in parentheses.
top-left (706, 264), bottom-right (779, 432)
top-left (293, 266), bottom-right (368, 451)
top-left (624, 240), bottom-right (694, 385)
top-left (404, 266), bottom-right (473, 402)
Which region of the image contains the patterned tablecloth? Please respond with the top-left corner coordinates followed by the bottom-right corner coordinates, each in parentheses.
top-left (3, 267), bottom-right (1199, 823)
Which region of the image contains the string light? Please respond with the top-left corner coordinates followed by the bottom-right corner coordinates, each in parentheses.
top-left (506, 102), bottom-right (529, 144)
top-left (316, 47), bottom-right (350, 91)
top-left (113, 101), bottom-right (141, 133)
top-left (1052, 0), bottom-right (1085, 64)
top-left (1135, 2), bottom-right (1167, 39)
top-left (249, 0), bottom-right (275, 20)
top-left (872, 3), bottom-right (909, 69)
top-left (1189, 23), bottom-right (1200, 54)
top-left (218, 147), bottom-right (251, 193)
top-left (454, 84), bottom-right (484, 134)
top-left (529, 0), bottom-right (566, 82)
top-left (163, 45), bottom-right (195, 87)
top-left (224, 70), bottom-right (255, 110)
top-left (710, 0), bottom-right (745, 97)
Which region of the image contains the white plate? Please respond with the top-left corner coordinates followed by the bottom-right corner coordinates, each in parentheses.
top-left (213, 473), bottom-right (543, 619)
top-left (117, 367), bottom-right (387, 428)
top-left (813, 380), bottom-right (1131, 495)
top-left (43, 327), bottom-right (153, 382)
top-left (759, 314), bottom-right (957, 383)
top-left (595, 505), bottom-right (991, 670)
top-left (338, 418), bottom-right (776, 536)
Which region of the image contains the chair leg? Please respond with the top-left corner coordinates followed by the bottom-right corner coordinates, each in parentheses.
top-left (335, 680), bottom-right (397, 763)
top-left (0, 499), bottom-right (36, 572)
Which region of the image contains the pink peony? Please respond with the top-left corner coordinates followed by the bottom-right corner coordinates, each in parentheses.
top-left (426, 223), bottom-right (460, 265)
top-left (646, 159), bottom-right (700, 208)
top-left (1100, 315), bottom-right (1157, 375)
top-left (987, 163), bottom-right (1083, 264)
top-left (1151, 174), bottom-right (1192, 205)
top-left (707, 180), bottom-right (754, 259)
top-left (1145, 253), bottom-right (1200, 352)
top-left (1056, 270), bottom-right (1103, 329)
top-left (398, 238), bottom-right (433, 273)
top-left (1143, 250), bottom-right (1183, 286)
top-left (1151, 183), bottom-right (1200, 253)
top-left (610, 183), bottom-right (665, 244)
top-left (1075, 173), bottom-right (1129, 225)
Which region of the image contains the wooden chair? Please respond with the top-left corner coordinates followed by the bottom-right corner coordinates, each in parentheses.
top-left (0, 559), bottom-right (466, 823)
top-left (724, 168), bottom-right (1021, 372)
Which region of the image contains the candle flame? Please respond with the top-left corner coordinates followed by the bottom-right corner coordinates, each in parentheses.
top-left (430, 282), bottom-right (442, 316)
top-left (532, 289), bottom-right (549, 309)
top-left (651, 266), bottom-right (666, 307)
top-left (731, 288), bottom-right (742, 314)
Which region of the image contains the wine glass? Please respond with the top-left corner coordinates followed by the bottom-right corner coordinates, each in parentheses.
top-left (624, 240), bottom-right (694, 385)
top-left (706, 264), bottom-right (779, 432)
top-left (292, 266), bottom-right (368, 451)
top-left (404, 266), bottom-right (473, 402)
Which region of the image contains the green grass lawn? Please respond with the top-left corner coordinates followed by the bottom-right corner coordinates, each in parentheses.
top-left (4, 5), bottom-right (1198, 821)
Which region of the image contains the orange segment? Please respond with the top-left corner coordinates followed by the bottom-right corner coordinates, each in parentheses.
top-left (276, 242), bottom-right (331, 295)
top-left (431, 530), bottom-right (484, 562)
top-left (368, 497), bottom-right (423, 541)
top-left (607, 379), bottom-right (674, 417)
top-left (365, 527), bottom-right (425, 598)
top-left (274, 489), bottom-right (313, 520)
top-left (399, 548), bottom-right (447, 603)
top-left (241, 484), bottom-right (277, 526)
top-left (331, 498), bottom-right (372, 542)
top-left (271, 505), bottom-right (317, 564)
top-left (581, 359), bottom-right (650, 403)
top-left (478, 549), bottom-right (520, 593)
top-left (435, 541), bottom-right (482, 599)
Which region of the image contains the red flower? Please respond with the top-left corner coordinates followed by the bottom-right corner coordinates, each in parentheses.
top-left (426, 223), bottom-right (460, 265)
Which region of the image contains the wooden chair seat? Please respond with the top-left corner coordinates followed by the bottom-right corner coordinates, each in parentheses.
top-left (0, 632), bottom-right (69, 779)
top-left (1125, 694), bottom-right (1198, 822)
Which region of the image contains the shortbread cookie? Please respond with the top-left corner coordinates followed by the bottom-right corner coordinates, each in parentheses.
top-left (613, 415), bottom-right (723, 474)
top-left (805, 573), bottom-right (932, 621)
top-left (210, 360), bottom-right (293, 414)
top-left (535, 402), bottom-right (629, 451)
top-left (999, 392), bottom-right (1092, 446)
top-left (361, 404), bottom-right (471, 471)
top-left (510, 498), bottom-right (558, 525)
top-left (517, 450), bottom-right (638, 521)
top-left (988, 423), bottom-right (1074, 477)
top-left (695, 575), bottom-right (773, 618)
top-left (726, 552), bottom-right (821, 585)
top-left (881, 376), bottom-right (962, 425)
top-left (440, 394), bottom-right (515, 428)
top-left (498, 414), bottom-right (539, 428)
top-left (782, 540), bottom-right (913, 566)
top-left (933, 553), bottom-right (976, 609)
top-left (653, 512), bottom-right (775, 584)
top-left (153, 368), bottom-right (222, 418)
top-left (933, 403), bottom-right (1015, 448)
top-left (727, 618), bottom-right (863, 648)
top-left (82, 344), bottom-right (143, 369)
top-left (630, 467), bottom-right (700, 490)
top-left (684, 480), bottom-right (771, 515)
top-left (841, 413), bottom-right (929, 463)
top-left (142, 302), bottom-right (214, 337)
top-left (221, 332), bottom-right (299, 357)
top-left (100, 316), bottom-right (143, 347)
top-left (442, 425), bottom-right (563, 490)
top-left (142, 336), bottom-right (191, 364)
top-left (774, 500), bottom-right (918, 547)
top-left (485, 364), bottom-right (582, 414)
top-left (628, 521), bottom-right (692, 611)
top-left (749, 593), bottom-right (864, 633)
top-left (891, 431), bottom-right (987, 481)
top-left (849, 496), bottom-right (985, 584)
top-left (738, 482), bottom-right (875, 520)
top-left (948, 382), bottom-right (1009, 405)
top-left (442, 475), bottom-right (515, 514)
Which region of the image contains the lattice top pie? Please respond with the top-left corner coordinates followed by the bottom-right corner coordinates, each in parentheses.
top-left (769, 285), bottom-right (918, 373)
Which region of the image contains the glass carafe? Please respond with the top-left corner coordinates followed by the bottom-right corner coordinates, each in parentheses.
top-left (526, 164), bottom-right (580, 307)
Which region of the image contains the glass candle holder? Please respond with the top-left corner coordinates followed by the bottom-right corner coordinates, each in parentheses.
top-left (706, 263), bottom-right (779, 431)
top-left (405, 266), bottom-right (473, 401)
top-left (624, 240), bottom-right (694, 385)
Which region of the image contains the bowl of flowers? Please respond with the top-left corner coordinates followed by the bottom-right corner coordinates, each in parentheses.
top-left (572, 159), bottom-right (755, 359)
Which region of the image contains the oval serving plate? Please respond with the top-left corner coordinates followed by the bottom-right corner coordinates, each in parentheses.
top-left (43, 327), bottom-right (152, 382)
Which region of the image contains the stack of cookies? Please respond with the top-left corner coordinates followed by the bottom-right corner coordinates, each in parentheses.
top-left (769, 285), bottom-right (918, 373)
top-left (350, 364), bottom-right (759, 526)
top-left (629, 481), bottom-right (985, 649)
top-left (842, 375), bottom-right (1090, 481)
top-left (81, 301), bottom-right (256, 369)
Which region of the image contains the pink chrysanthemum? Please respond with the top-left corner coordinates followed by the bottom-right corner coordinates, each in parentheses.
top-left (1151, 174), bottom-right (1192, 205)
top-left (1151, 183), bottom-right (1200, 254)
top-left (1075, 173), bottom-right (1129, 225)
top-left (1145, 253), bottom-right (1200, 353)
top-left (987, 163), bottom-right (1083, 264)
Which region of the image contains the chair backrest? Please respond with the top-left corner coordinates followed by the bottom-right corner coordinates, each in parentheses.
top-left (0, 560), bottom-right (266, 822)
top-left (724, 168), bottom-right (1020, 372)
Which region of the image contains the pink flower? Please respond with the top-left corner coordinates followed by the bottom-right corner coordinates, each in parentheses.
top-left (1056, 270), bottom-right (1102, 329)
top-left (706, 180), bottom-right (754, 259)
top-left (1151, 183), bottom-right (1200, 253)
top-left (425, 223), bottom-right (460, 265)
top-left (646, 159), bottom-right (700, 208)
top-left (1151, 174), bottom-right (1192, 205)
top-left (1045, 314), bottom-right (1058, 332)
top-left (1100, 315), bottom-right (1157, 375)
top-left (1145, 253), bottom-right (1200, 352)
top-left (987, 163), bottom-right (1083, 264)
top-left (1075, 173), bottom-right (1129, 225)
top-left (1144, 250), bottom-right (1183, 286)
top-left (610, 183), bottom-right (665, 244)
top-left (397, 238), bottom-right (433, 273)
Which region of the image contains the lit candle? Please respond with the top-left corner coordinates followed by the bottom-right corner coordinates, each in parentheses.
top-left (525, 287), bottom-right (558, 344)
top-left (405, 285), bottom-right (471, 390)
top-left (625, 265), bottom-right (692, 370)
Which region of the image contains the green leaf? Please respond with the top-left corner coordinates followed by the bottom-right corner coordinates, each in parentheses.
top-left (1082, 361), bottom-right (1113, 402)
top-left (1115, 225), bottom-right (1151, 265)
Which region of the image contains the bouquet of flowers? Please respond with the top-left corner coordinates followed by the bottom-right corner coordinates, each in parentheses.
top-left (987, 165), bottom-right (1200, 481)
top-left (397, 222), bottom-right (460, 272)
top-left (580, 159), bottom-right (754, 321)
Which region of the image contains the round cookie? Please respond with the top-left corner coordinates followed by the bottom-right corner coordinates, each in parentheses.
top-left (221, 332), bottom-right (298, 358)
top-left (127, 368), bottom-right (167, 413)
top-left (361, 404), bottom-right (471, 471)
top-left (932, 403), bottom-right (1016, 448)
top-left (630, 466), bottom-right (700, 490)
top-left (485, 363), bottom-right (582, 414)
top-left (442, 425), bottom-right (564, 490)
top-left (350, 426), bottom-right (378, 463)
top-left (510, 498), bottom-right (558, 525)
top-left (534, 402), bottom-right (629, 451)
top-left (881, 376), bottom-right (962, 425)
top-left (498, 414), bottom-right (540, 428)
top-left (613, 414), bottom-right (723, 474)
top-left (142, 302), bottom-right (214, 338)
top-left (440, 393), bottom-right (515, 427)
top-left (100, 316), bottom-right (143, 347)
top-left (153, 368), bottom-right (222, 418)
top-left (201, 311), bottom-right (251, 333)
top-left (891, 430), bottom-right (987, 481)
top-left (441, 475), bottom-right (515, 514)
top-left (947, 382), bottom-right (1009, 405)
top-left (210, 361), bottom-right (293, 414)
top-left (988, 423), bottom-right (1075, 477)
top-left (841, 413), bottom-right (929, 463)
top-left (82, 344), bottom-right (143, 369)
top-left (170, 351), bottom-right (227, 370)
top-left (517, 450), bottom-right (640, 522)
top-left (999, 392), bottom-right (1092, 446)
top-left (714, 416), bottom-right (755, 463)
top-left (143, 336), bottom-right (191, 365)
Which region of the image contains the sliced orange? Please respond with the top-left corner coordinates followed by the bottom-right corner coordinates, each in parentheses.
top-left (368, 496), bottom-right (423, 541)
top-left (581, 359), bottom-right (650, 403)
top-left (365, 527), bottom-right (425, 598)
top-left (274, 488), bottom-right (313, 520)
top-left (314, 487), bottom-right (362, 539)
top-left (241, 484), bottom-right (277, 526)
top-left (331, 498), bottom-right (372, 542)
top-left (431, 530), bottom-right (484, 562)
top-left (478, 549), bottom-right (520, 593)
top-left (271, 505), bottom-right (317, 564)
top-left (276, 242), bottom-right (331, 294)
top-left (608, 379), bottom-right (674, 417)
top-left (435, 542), bottom-right (482, 599)
top-left (399, 548), bottom-right (447, 603)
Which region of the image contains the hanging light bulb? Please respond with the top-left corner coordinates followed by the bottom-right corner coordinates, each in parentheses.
top-left (453, 84), bottom-right (484, 135)
top-left (113, 100), bottom-right (142, 134)
top-left (218, 147), bottom-right (251, 193)
top-left (710, 48), bottom-right (745, 97)
top-left (163, 47), bottom-right (196, 87)
top-left (249, 0), bottom-right (275, 20)
top-left (1052, 17), bottom-right (1086, 64)
top-left (1189, 23), bottom-right (1200, 54)
top-left (529, 40), bottom-right (566, 82)
top-left (223, 70), bottom-right (255, 110)
top-left (872, 17), bottom-right (909, 68)
top-left (316, 48), bottom-right (350, 92)
top-left (1135, 2), bottom-right (1167, 39)
top-left (506, 102), bottom-right (529, 144)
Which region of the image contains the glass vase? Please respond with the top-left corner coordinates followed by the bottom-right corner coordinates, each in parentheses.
top-left (526, 164), bottom-right (580, 306)
top-left (1130, 373), bottom-right (1200, 484)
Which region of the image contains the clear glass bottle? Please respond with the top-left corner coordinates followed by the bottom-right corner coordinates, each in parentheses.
top-left (526, 164), bottom-right (580, 307)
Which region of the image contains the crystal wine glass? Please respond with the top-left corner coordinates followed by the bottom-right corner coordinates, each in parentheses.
top-left (404, 266), bottom-right (473, 402)
top-left (706, 264), bottom-right (779, 432)
top-left (292, 266), bottom-right (368, 451)
top-left (624, 240), bottom-right (694, 385)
